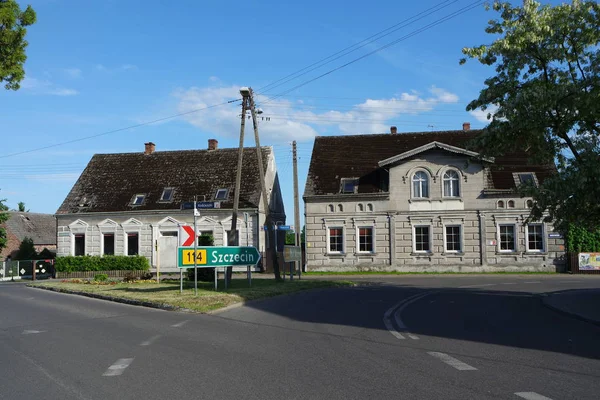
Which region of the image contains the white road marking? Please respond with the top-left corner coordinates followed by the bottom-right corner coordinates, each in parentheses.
top-left (427, 352), bottom-right (477, 371)
top-left (22, 330), bottom-right (46, 335)
top-left (102, 358), bottom-right (134, 377)
top-left (458, 283), bottom-right (497, 288)
top-left (407, 333), bottom-right (419, 340)
top-left (171, 320), bottom-right (189, 328)
top-left (383, 292), bottom-right (433, 340)
top-left (514, 392), bottom-right (554, 400)
top-left (140, 335), bottom-right (161, 346)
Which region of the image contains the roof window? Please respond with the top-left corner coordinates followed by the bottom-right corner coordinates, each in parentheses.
top-left (160, 187), bottom-right (174, 202)
top-left (341, 178), bottom-right (359, 194)
top-left (131, 194), bottom-right (145, 206)
top-left (215, 188), bottom-right (229, 201)
top-left (515, 172), bottom-right (538, 187)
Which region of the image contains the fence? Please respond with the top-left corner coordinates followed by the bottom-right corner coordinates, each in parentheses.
top-left (567, 252), bottom-right (600, 274)
top-left (0, 259), bottom-right (55, 281)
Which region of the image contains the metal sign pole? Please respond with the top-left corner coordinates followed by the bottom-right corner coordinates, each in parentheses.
top-left (214, 267), bottom-right (217, 291)
top-left (194, 197), bottom-right (198, 296)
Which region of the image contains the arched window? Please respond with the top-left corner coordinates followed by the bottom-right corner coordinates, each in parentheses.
top-left (508, 200), bottom-right (515, 208)
top-left (367, 203), bottom-right (373, 212)
top-left (497, 200), bottom-right (505, 209)
top-left (526, 199), bottom-right (533, 208)
top-left (412, 171), bottom-right (429, 198)
top-left (337, 204), bottom-right (343, 212)
top-left (443, 170), bottom-right (460, 197)
top-left (328, 204), bottom-right (334, 213)
top-left (357, 203), bottom-right (364, 212)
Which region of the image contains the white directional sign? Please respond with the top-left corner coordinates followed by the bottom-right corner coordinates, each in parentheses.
top-left (20, 268), bottom-right (25, 275)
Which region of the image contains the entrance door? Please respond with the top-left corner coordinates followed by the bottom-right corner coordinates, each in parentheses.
top-left (158, 231), bottom-right (178, 272)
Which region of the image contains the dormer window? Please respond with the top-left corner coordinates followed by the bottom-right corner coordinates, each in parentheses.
top-left (160, 187), bottom-right (174, 202)
top-left (215, 188), bottom-right (229, 201)
top-left (514, 172), bottom-right (538, 187)
top-left (131, 194), bottom-right (145, 206)
top-left (412, 171), bottom-right (429, 198)
top-left (341, 178), bottom-right (358, 194)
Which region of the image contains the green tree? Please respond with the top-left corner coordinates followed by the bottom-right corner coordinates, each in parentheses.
top-left (0, 0), bottom-right (37, 90)
top-left (15, 236), bottom-right (37, 260)
top-left (461, 0), bottom-right (600, 233)
top-left (17, 201), bottom-right (28, 212)
top-left (285, 231), bottom-right (295, 245)
top-left (0, 192), bottom-right (8, 253)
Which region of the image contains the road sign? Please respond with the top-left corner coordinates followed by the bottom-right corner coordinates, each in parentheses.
top-left (178, 246), bottom-right (261, 268)
top-left (283, 246), bottom-right (302, 262)
top-left (20, 268), bottom-right (25, 274)
top-left (181, 201), bottom-right (220, 210)
top-left (277, 225), bottom-right (291, 231)
top-left (179, 225), bottom-right (195, 246)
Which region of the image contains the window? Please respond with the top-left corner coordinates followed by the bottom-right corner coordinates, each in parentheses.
top-left (497, 200), bottom-right (505, 209)
top-left (412, 171), bottom-right (429, 198)
top-left (341, 178), bottom-right (358, 194)
top-left (507, 200), bottom-right (515, 208)
top-left (367, 203), bottom-right (373, 212)
top-left (358, 227), bottom-right (374, 253)
top-left (527, 224), bottom-right (544, 252)
top-left (74, 234), bottom-right (85, 256)
top-left (127, 233), bottom-right (139, 255)
top-left (414, 226), bottom-right (431, 252)
top-left (526, 199), bottom-right (533, 208)
top-left (132, 194), bottom-right (145, 206)
top-left (103, 233), bottom-right (115, 255)
top-left (445, 226), bottom-right (461, 252)
top-left (357, 204), bottom-right (364, 212)
top-left (160, 187), bottom-right (174, 202)
top-left (443, 170), bottom-right (460, 197)
top-left (498, 224), bottom-right (516, 252)
top-left (337, 204), bottom-right (343, 212)
top-left (518, 173), bottom-right (535, 185)
top-left (215, 188), bottom-right (229, 200)
top-left (328, 228), bottom-right (344, 253)
top-left (328, 204), bottom-right (334, 213)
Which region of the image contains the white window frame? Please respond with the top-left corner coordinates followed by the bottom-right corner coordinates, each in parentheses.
top-left (215, 188), bottom-right (229, 201)
top-left (526, 223), bottom-right (545, 252)
top-left (73, 233), bottom-right (86, 256)
top-left (442, 170), bottom-right (460, 198)
top-left (131, 194), bottom-right (145, 206)
top-left (443, 224), bottom-right (463, 253)
top-left (101, 232), bottom-right (116, 256)
top-left (412, 224), bottom-right (432, 253)
top-left (497, 224), bottom-right (517, 253)
top-left (412, 170), bottom-right (430, 199)
top-left (126, 232), bottom-right (140, 256)
top-left (159, 187), bottom-right (175, 202)
top-left (356, 226), bottom-right (375, 254)
top-left (327, 226), bottom-right (345, 254)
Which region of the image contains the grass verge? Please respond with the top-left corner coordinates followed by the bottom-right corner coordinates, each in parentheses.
top-left (28, 279), bottom-right (355, 313)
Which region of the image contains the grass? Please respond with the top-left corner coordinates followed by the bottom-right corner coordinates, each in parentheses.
top-left (28, 278), bottom-right (355, 313)
top-left (303, 270), bottom-right (558, 276)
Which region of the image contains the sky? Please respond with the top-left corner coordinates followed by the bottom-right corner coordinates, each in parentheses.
top-left (0, 0), bottom-right (562, 227)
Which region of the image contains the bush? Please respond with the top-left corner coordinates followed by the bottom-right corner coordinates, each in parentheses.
top-left (94, 273), bottom-right (108, 282)
top-left (55, 255), bottom-right (150, 272)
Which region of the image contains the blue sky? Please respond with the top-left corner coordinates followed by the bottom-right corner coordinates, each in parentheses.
top-left (0, 0), bottom-right (560, 225)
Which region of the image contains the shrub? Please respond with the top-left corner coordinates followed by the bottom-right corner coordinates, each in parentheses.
top-left (55, 255), bottom-right (150, 273)
top-left (123, 272), bottom-right (137, 283)
top-left (94, 273), bottom-right (108, 282)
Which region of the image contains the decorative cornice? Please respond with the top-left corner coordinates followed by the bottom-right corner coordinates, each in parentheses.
top-left (378, 141), bottom-right (494, 167)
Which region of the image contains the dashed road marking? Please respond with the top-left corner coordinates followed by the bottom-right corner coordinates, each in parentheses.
top-left (172, 320), bottom-right (189, 328)
top-left (427, 352), bottom-right (477, 371)
top-left (102, 358), bottom-right (134, 376)
top-left (140, 335), bottom-right (161, 346)
top-left (514, 392), bottom-right (553, 400)
top-left (384, 292), bottom-right (433, 341)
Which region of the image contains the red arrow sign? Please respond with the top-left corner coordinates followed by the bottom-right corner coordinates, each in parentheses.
top-left (181, 226), bottom-right (195, 246)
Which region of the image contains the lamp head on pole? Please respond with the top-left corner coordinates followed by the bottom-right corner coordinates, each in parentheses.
top-left (239, 87), bottom-right (251, 97)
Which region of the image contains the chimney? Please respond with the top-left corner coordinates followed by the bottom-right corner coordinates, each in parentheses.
top-left (208, 139), bottom-right (218, 151)
top-left (462, 122), bottom-right (471, 132)
top-left (390, 126), bottom-right (397, 134)
top-left (144, 142), bottom-right (155, 155)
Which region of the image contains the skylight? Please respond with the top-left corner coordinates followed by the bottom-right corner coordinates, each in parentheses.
top-left (160, 187), bottom-right (174, 202)
top-left (341, 178), bottom-right (359, 194)
top-left (132, 194), bottom-right (145, 206)
top-left (215, 188), bottom-right (229, 200)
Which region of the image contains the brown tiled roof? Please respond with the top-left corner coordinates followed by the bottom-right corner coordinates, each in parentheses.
top-left (57, 147), bottom-right (271, 214)
top-left (3, 212), bottom-right (56, 244)
top-left (304, 130), bottom-right (555, 197)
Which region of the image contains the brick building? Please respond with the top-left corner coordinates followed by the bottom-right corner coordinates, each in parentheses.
top-left (1, 212), bottom-right (56, 260)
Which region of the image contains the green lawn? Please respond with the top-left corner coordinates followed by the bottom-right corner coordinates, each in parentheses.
top-left (29, 278), bottom-right (355, 313)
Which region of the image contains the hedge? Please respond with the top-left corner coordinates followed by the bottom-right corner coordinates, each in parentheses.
top-left (566, 224), bottom-right (600, 253)
top-left (55, 255), bottom-right (150, 273)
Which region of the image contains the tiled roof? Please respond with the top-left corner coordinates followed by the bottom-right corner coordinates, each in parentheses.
top-left (57, 147), bottom-right (272, 214)
top-left (3, 212), bottom-right (56, 244)
top-left (304, 129), bottom-right (555, 197)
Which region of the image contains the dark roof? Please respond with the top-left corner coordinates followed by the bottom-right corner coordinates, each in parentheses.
top-left (3, 212), bottom-right (56, 244)
top-left (57, 147), bottom-right (272, 214)
top-left (304, 129), bottom-right (555, 197)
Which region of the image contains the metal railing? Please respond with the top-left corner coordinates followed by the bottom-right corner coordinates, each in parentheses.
top-left (0, 259), bottom-right (55, 281)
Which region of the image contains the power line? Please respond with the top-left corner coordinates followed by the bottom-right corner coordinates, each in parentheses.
top-left (258, 0), bottom-right (484, 106)
top-left (0, 99), bottom-right (241, 159)
top-left (256, 0), bottom-right (458, 95)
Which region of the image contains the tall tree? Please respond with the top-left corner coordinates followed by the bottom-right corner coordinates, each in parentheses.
top-left (461, 0), bottom-right (600, 232)
top-left (17, 201), bottom-right (28, 212)
top-left (0, 192), bottom-right (9, 253)
top-left (0, 0), bottom-right (36, 90)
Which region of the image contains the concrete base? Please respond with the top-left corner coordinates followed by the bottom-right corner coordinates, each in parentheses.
top-left (306, 264), bottom-right (563, 273)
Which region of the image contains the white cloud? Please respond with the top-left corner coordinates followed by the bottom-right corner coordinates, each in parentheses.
top-left (209, 76), bottom-right (220, 82)
top-left (20, 76), bottom-right (79, 96)
top-left (64, 68), bottom-right (82, 78)
top-left (121, 64), bottom-right (138, 71)
top-left (469, 104), bottom-right (499, 123)
top-left (175, 84), bottom-right (461, 142)
top-left (48, 88), bottom-right (79, 96)
top-left (96, 64), bottom-right (138, 73)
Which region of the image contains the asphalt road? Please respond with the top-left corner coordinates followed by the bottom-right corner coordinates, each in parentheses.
top-left (1, 275), bottom-right (599, 400)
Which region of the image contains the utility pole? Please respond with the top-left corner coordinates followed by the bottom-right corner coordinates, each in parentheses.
top-left (194, 195), bottom-right (198, 296)
top-left (293, 140), bottom-right (301, 279)
top-left (247, 87), bottom-right (282, 281)
top-left (228, 88), bottom-right (249, 287)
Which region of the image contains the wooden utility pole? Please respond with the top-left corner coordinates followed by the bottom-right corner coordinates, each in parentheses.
top-left (227, 89), bottom-right (249, 286)
top-left (248, 88), bottom-right (282, 281)
top-left (293, 140), bottom-right (301, 279)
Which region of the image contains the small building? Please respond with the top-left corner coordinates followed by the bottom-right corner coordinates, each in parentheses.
top-left (303, 124), bottom-right (565, 272)
top-left (55, 140), bottom-right (285, 273)
top-left (1, 212), bottom-right (57, 260)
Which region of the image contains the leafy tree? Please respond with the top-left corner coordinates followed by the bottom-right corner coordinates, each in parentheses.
top-left (15, 236), bottom-right (36, 260)
top-left (17, 201), bottom-right (28, 212)
top-left (285, 231), bottom-right (295, 245)
top-left (0, 0), bottom-right (37, 90)
top-left (461, 0), bottom-right (600, 233)
top-left (0, 193), bottom-right (8, 253)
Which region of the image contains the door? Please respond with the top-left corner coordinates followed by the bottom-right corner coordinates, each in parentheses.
top-left (158, 231), bottom-right (178, 272)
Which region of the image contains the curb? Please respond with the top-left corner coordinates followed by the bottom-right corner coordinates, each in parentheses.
top-left (28, 284), bottom-right (199, 314)
top-left (540, 291), bottom-right (600, 328)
